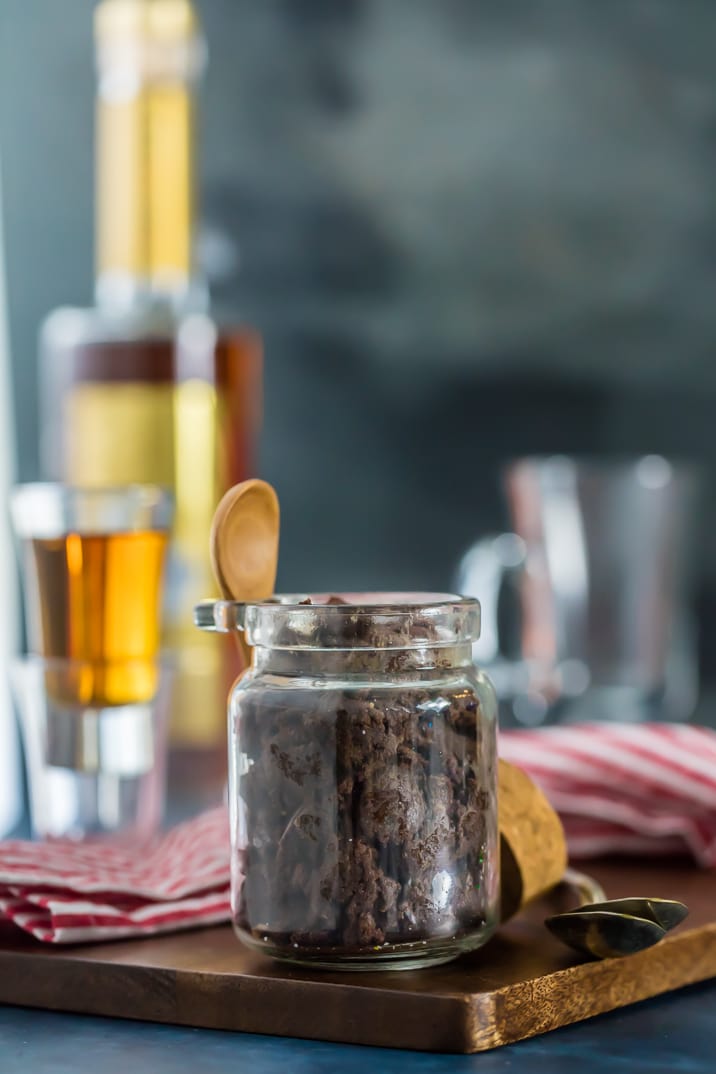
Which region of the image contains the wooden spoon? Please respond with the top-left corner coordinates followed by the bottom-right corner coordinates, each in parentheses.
top-left (209, 479), bottom-right (280, 670)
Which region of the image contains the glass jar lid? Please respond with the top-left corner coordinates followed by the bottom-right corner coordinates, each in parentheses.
top-left (194, 592), bottom-right (480, 650)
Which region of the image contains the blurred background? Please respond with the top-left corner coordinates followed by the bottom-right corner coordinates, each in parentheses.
top-left (2, 0), bottom-right (716, 656)
top-left (1, 0), bottom-right (716, 854)
top-left (0, 3), bottom-right (714, 1011)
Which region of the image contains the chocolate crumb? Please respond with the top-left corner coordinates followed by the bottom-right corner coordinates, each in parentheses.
top-left (233, 602), bottom-right (494, 956)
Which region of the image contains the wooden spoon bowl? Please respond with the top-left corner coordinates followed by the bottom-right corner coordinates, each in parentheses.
top-left (209, 479), bottom-right (280, 669)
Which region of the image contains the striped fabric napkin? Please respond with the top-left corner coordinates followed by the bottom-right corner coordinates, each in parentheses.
top-left (0, 807), bottom-right (230, 944)
top-left (0, 723), bottom-right (714, 945)
top-left (499, 722), bottom-right (716, 868)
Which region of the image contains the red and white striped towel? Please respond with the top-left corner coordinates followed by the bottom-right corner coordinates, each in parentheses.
top-left (0, 806), bottom-right (230, 944)
top-left (499, 722), bottom-right (716, 867)
top-left (1, 723), bottom-right (714, 946)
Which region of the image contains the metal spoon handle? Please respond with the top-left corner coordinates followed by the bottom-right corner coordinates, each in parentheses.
top-left (563, 867), bottom-right (607, 906)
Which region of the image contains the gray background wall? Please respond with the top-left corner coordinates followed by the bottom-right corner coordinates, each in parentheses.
top-left (2, 0), bottom-right (716, 618)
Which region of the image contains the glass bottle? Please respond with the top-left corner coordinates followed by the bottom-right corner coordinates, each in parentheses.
top-left (196, 593), bottom-right (499, 970)
top-left (39, 0), bottom-right (262, 780)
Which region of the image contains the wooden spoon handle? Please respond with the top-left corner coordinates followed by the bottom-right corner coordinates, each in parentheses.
top-left (229, 618), bottom-right (252, 675)
top-left (230, 627), bottom-right (253, 674)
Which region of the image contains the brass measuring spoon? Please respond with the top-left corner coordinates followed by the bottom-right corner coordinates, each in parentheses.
top-left (545, 868), bottom-right (689, 959)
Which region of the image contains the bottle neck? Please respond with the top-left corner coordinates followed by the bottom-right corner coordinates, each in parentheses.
top-left (94, 0), bottom-right (207, 316)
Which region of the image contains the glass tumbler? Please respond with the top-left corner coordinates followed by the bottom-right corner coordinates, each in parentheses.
top-left (195, 592), bottom-right (498, 971)
top-left (457, 455), bottom-right (701, 727)
top-left (10, 483), bottom-right (173, 841)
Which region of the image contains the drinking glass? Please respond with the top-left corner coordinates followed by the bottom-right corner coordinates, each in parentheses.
top-left (456, 456), bottom-right (702, 727)
top-left (10, 484), bottom-right (173, 840)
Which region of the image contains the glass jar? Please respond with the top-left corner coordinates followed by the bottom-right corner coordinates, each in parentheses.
top-left (195, 592), bottom-right (498, 970)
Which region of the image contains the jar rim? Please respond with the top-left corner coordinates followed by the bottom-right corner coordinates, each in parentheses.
top-left (194, 592), bottom-right (481, 649)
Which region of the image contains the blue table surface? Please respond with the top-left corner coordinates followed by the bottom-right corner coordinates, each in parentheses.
top-left (2, 979), bottom-right (716, 1073)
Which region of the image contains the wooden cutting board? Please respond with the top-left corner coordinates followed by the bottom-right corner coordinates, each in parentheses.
top-left (0, 860), bottom-right (714, 1053)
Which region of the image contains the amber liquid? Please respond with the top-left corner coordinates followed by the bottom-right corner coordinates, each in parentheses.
top-left (25, 531), bottom-right (168, 707)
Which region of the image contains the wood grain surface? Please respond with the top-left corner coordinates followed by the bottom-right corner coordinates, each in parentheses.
top-left (0, 860), bottom-right (713, 1052)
